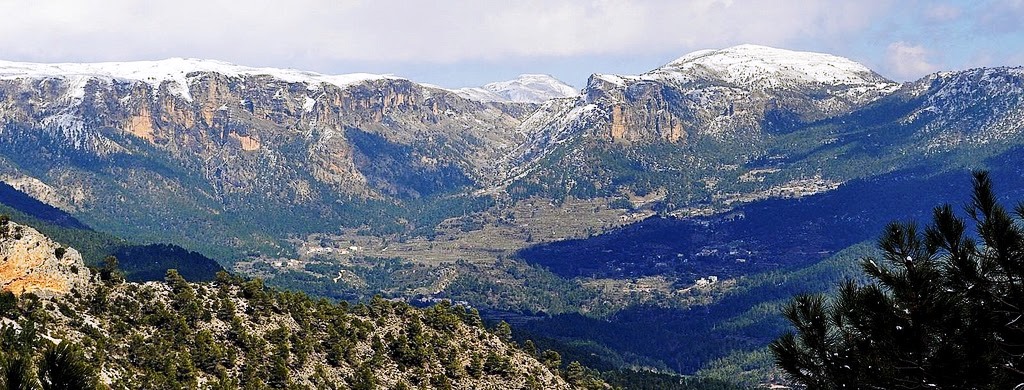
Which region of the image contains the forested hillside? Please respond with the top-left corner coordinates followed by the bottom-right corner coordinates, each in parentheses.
top-left (0, 219), bottom-right (588, 389)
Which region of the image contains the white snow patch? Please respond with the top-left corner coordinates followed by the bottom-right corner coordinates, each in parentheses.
top-left (452, 87), bottom-right (507, 102)
top-left (302, 96), bottom-right (317, 113)
top-left (0, 58), bottom-right (398, 102)
top-left (655, 44), bottom-right (891, 88)
top-left (452, 74), bottom-right (578, 103)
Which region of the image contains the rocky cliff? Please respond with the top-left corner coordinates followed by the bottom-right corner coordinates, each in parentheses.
top-left (0, 60), bottom-right (536, 199)
top-left (0, 218), bottom-right (90, 297)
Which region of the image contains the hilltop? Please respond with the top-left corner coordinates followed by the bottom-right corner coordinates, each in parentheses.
top-left (0, 220), bottom-right (586, 389)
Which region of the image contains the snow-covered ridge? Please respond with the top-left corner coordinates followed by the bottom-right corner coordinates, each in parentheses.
top-left (0, 58), bottom-right (397, 101)
top-left (453, 74), bottom-right (578, 103)
top-left (655, 44), bottom-right (892, 88)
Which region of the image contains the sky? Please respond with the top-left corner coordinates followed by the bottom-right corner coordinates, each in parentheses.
top-left (0, 0), bottom-right (1022, 89)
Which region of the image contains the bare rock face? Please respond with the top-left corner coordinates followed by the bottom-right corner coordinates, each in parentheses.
top-left (0, 62), bottom-right (534, 196)
top-left (561, 45), bottom-right (899, 144)
top-left (0, 59), bottom-right (548, 252)
top-left (0, 220), bottom-right (91, 297)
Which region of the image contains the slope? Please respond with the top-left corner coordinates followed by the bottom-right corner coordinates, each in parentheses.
top-left (0, 183), bottom-right (224, 281)
top-left (0, 228), bottom-right (578, 388)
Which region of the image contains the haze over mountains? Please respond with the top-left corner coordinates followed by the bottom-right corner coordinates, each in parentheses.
top-left (2, 44), bottom-right (1023, 385)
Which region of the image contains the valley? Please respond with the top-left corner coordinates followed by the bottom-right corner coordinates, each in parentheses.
top-left (2, 44), bottom-right (1024, 388)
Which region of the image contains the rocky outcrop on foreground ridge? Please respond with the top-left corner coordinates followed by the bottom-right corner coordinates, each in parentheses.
top-left (0, 218), bottom-right (90, 297)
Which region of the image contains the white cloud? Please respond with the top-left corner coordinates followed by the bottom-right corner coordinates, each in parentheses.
top-left (0, 0), bottom-right (891, 68)
top-left (885, 42), bottom-right (940, 80)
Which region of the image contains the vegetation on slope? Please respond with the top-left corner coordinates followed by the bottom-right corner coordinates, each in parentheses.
top-left (0, 267), bottom-right (592, 389)
top-left (0, 192), bottom-right (224, 282)
top-left (772, 172), bottom-right (1024, 388)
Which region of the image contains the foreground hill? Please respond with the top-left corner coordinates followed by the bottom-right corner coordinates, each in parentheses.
top-left (0, 220), bottom-right (579, 389)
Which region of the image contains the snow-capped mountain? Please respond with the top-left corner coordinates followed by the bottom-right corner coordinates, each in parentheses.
top-left (0, 56), bottom-right (536, 206)
top-left (453, 74), bottom-right (578, 103)
top-left (504, 44), bottom-right (898, 158)
top-left (656, 44), bottom-right (891, 88)
top-left (896, 67), bottom-right (1024, 150)
top-left (499, 45), bottom-right (1024, 208)
top-left (0, 58), bottom-right (397, 102)
top-left (1, 44), bottom-right (1023, 262)
top-left (483, 74), bottom-right (579, 103)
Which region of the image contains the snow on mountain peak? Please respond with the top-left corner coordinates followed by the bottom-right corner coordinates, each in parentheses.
top-left (0, 58), bottom-right (397, 101)
top-left (657, 44), bottom-right (891, 88)
top-left (453, 74), bottom-right (578, 104)
top-left (484, 74), bottom-right (578, 103)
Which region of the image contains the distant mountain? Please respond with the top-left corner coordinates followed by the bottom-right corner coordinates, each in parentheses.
top-left (1, 45), bottom-right (1022, 259)
top-left (454, 74), bottom-right (579, 103)
top-left (0, 57), bottom-right (543, 257)
top-left (0, 57), bottom-right (532, 195)
top-left (501, 45), bottom-right (1023, 207)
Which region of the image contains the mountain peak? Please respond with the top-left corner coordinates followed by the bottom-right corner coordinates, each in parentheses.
top-left (484, 74), bottom-right (578, 103)
top-left (453, 74), bottom-right (578, 103)
top-left (658, 44), bottom-right (892, 87)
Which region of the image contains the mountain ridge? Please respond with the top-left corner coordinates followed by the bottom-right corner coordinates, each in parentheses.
top-left (4, 45), bottom-right (1022, 256)
top-left (3, 44), bottom-right (1024, 385)
top-left (0, 58), bottom-right (401, 102)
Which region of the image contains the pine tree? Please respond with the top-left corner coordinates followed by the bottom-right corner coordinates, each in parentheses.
top-left (38, 341), bottom-right (98, 390)
top-left (771, 171), bottom-right (1024, 389)
top-left (100, 255), bottom-right (123, 283)
top-left (1, 353), bottom-right (36, 390)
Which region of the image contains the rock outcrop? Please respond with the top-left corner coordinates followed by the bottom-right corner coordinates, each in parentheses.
top-left (0, 219), bottom-right (91, 297)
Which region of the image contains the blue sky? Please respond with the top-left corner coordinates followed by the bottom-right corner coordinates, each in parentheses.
top-left (1, 0), bottom-right (1022, 88)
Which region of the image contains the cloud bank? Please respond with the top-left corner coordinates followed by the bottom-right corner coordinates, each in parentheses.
top-left (0, 0), bottom-right (886, 64)
top-left (0, 0), bottom-right (1020, 84)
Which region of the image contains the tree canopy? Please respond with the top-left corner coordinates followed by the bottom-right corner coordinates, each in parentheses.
top-left (771, 171), bottom-right (1024, 389)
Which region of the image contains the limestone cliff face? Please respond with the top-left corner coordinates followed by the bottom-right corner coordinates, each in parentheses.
top-left (492, 46), bottom-right (913, 205)
top-left (584, 77), bottom-right (697, 143)
top-left (574, 68), bottom-right (893, 145)
top-left (0, 220), bottom-right (90, 297)
top-left (0, 65), bottom-right (534, 205)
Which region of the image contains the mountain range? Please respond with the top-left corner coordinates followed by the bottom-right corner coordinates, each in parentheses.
top-left (2, 44), bottom-right (1024, 385)
top-left (3, 45), bottom-right (1021, 240)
